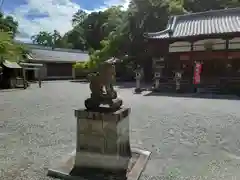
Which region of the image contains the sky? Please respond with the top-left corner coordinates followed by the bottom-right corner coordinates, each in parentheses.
top-left (2, 0), bottom-right (130, 42)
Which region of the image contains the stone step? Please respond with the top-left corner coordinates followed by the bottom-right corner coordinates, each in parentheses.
top-left (198, 87), bottom-right (221, 93)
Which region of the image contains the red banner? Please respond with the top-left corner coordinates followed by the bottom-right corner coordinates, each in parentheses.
top-left (193, 63), bottom-right (202, 84)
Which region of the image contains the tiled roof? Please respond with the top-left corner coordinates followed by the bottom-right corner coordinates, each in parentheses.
top-left (28, 48), bottom-right (89, 63)
top-left (146, 8), bottom-right (240, 39)
top-left (3, 60), bottom-right (22, 69)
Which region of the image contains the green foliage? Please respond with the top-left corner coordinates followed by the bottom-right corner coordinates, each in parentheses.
top-left (0, 11), bottom-right (29, 63)
top-left (72, 10), bottom-right (88, 27)
top-left (0, 32), bottom-right (27, 62)
top-left (31, 31), bottom-right (52, 46)
top-left (31, 30), bottom-right (71, 48)
top-left (73, 62), bottom-right (87, 69)
top-left (0, 12), bottom-right (18, 37)
top-left (73, 59), bottom-right (97, 70)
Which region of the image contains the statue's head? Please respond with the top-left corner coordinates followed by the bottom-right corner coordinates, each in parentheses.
top-left (99, 62), bottom-right (116, 81)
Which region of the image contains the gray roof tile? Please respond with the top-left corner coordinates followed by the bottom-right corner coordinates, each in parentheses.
top-left (29, 48), bottom-right (89, 63)
top-left (146, 8), bottom-right (240, 39)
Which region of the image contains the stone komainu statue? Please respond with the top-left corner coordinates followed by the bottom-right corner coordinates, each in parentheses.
top-left (85, 62), bottom-right (122, 111)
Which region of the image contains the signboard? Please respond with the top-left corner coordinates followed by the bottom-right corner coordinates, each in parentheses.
top-left (193, 62), bottom-right (202, 85)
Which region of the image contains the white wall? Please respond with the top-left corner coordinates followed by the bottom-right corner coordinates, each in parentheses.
top-left (229, 37), bottom-right (240, 49)
top-left (169, 38), bottom-right (231, 52)
top-left (193, 39), bottom-right (226, 51)
top-left (169, 41), bottom-right (191, 52)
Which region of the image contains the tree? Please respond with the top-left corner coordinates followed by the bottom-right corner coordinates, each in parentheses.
top-left (52, 30), bottom-right (62, 48)
top-left (65, 28), bottom-right (86, 50)
top-left (30, 30), bottom-right (72, 49)
top-left (31, 31), bottom-right (53, 46)
top-left (0, 12), bottom-right (19, 37)
top-left (183, 0), bottom-right (240, 12)
top-left (78, 11), bottom-right (110, 50)
top-left (72, 10), bottom-right (87, 26)
top-left (0, 12), bottom-right (27, 63)
top-left (67, 7), bottom-right (126, 51)
top-left (0, 32), bottom-right (28, 62)
top-left (85, 0), bottom-right (186, 68)
top-left (101, 6), bottom-right (126, 35)
top-left (3, 16), bottom-right (18, 36)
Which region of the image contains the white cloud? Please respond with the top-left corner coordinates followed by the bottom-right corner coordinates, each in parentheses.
top-left (8, 0), bottom-right (130, 42)
top-left (87, 0), bottom-right (130, 12)
top-left (9, 0), bottom-right (80, 41)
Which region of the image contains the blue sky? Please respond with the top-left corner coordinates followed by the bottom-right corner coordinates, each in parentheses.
top-left (2, 0), bottom-right (129, 42)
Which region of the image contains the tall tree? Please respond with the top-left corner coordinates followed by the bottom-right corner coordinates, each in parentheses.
top-left (31, 31), bottom-right (53, 46)
top-left (52, 30), bottom-right (62, 48)
top-left (0, 12), bottom-right (18, 37)
top-left (0, 12), bottom-right (27, 62)
top-left (67, 7), bottom-right (126, 51)
top-left (65, 28), bottom-right (86, 50)
top-left (183, 0), bottom-right (240, 12)
top-left (31, 30), bottom-right (69, 49)
top-left (72, 10), bottom-right (87, 26)
top-left (0, 32), bottom-right (28, 62)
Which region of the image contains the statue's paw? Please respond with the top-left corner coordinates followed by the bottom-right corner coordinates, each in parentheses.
top-left (85, 98), bottom-right (100, 110)
top-left (112, 91), bottom-right (117, 99)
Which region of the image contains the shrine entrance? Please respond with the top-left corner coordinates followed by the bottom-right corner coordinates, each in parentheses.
top-left (200, 59), bottom-right (227, 85)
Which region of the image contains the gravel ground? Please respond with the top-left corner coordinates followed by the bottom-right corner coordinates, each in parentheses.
top-left (1, 81), bottom-right (240, 180)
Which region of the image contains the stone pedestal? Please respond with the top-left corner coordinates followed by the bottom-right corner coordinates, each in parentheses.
top-left (174, 71), bottom-right (182, 92)
top-left (74, 108), bottom-right (131, 170)
top-left (47, 107), bottom-right (151, 180)
top-left (176, 80), bottom-right (180, 91)
top-left (153, 72), bottom-right (161, 92)
top-left (135, 78), bottom-right (142, 93)
top-left (155, 78), bottom-right (160, 89)
top-left (134, 72), bottom-right (142, 93)
top-left (136, 78), bottom-right (140, 89)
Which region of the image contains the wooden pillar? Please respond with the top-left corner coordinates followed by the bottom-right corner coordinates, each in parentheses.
top-left (72, 67), bottom-right (75, 79)
top-left (38, 68), bottom-right (41, 88)
top-left (22, 68), bottom-right (27, 89)
top-left (225, 38), bottom-right (230, 79)
top-left (190, 40), bottom-right (194, 86)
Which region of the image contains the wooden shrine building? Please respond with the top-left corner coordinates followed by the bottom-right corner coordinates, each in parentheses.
top-left (145, 8), bottom-right (240, 93)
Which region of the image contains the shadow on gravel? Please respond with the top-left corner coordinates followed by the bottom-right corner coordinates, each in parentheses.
top-left (70, 80), bottom-right (147, 88)
top-left (0, 89), bottom-right (25, 93)
top-left (115, 82), bottom-right (136, 89)
top-left (70, 79), bottom-right (88, 84)
top-left (115, 82), bottom-right (151, 90)
top-left (144, 91), bottom-right (240, 100)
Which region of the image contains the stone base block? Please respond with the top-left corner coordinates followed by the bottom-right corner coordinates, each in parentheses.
top-left (134, 88), bottom-right (142, 94)
top-left (47, 147), bottom-right (151, 180)
top-left (74, 107), bottom-right (132, 169)
top-left (152, 87), bottom-right (162, 92)
top-left (74, 151), bottom-right (130, 170)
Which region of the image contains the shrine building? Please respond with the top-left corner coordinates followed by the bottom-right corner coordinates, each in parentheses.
top-left (145, 7), bottom-right (240, 93)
